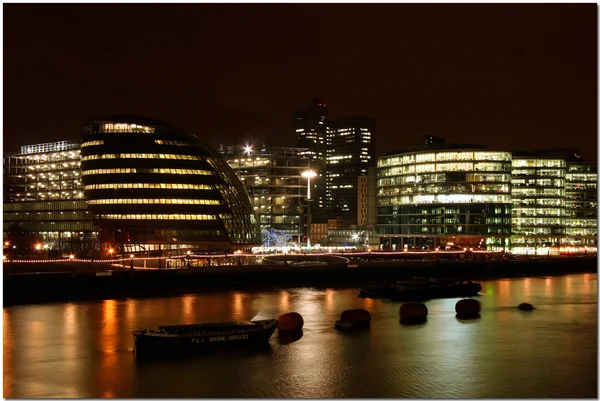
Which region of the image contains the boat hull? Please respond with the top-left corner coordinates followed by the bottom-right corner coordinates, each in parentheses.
top-left (134, 319), bottom-right (278, 353)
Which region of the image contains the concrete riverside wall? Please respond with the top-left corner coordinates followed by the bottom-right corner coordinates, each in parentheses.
top-left (3, 256), bottom-right (597, 306)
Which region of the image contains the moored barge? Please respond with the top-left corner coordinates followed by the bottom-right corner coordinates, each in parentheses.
top-left (134, 319), bottom-right (278, 353)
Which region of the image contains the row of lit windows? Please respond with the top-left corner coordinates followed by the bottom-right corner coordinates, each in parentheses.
top-left (3, 200), bottom-right (88, 212)
top-left (81, 153), bottom-right (202, 161)
top-left (4, 211), bottom-right (91, 221)
top-left (511, 169), bottom-right (565, 178)
top-left (81, 140), bottom-right (105, 148)
top-left (155, 140), bottom-right (191, 146)
top-left (512, 159), bottom-right (565, 168)
top-left (512, 208), bottom-right (564, 216)
top-left (567, 174), bottom-right (597, 182)
top-left (379, 152), bottom-right (511, 167)
top-left (88, 198), bottom-right (221, 205)
top-left (84, 183), bottom-right (213, 190)
top-left (564, 219), bottom-right (598, 227)
top-left (378, 184), bottom-right (509, 196)
top-left (378, 194), bottom-right (511, 205)
top-left (512, 178), bottom-right (565, 187)
top-left (512, 188), bottom-right (564, 197)
top-left (566, 183), bottom-right (597, 190)
top-left (100, 123), bottom-right (155, 133)
top-left (81, 168), bottom-right (213, 175)
top-left (2, 221), bottom-right (97, 232)
top-left (378, 173), bottom-right (510, 187)
top-left (97, 214), bottom-right (216, 220)
top-left (513, 217), bottom-right (564, 226)
top-left (379, 162), bottom-right (510, 176)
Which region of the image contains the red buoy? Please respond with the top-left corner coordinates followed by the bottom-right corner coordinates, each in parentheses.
top-left (278, 312), bottom-right (304, 331)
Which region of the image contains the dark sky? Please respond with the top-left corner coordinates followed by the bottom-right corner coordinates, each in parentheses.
top-left (4, 3), bottom-right (598, 160)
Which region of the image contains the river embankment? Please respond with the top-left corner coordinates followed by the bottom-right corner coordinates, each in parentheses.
top-left (3, 256), bottom-right (597, 306)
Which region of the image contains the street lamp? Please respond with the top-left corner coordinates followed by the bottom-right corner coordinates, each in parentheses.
top-left (301, 170), bottom-right (317, 251)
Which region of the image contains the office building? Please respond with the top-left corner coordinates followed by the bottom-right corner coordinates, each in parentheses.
top-left (377, 142), bottom-right (513, 251)
top-left (81, 116), bottom-right (260, 256)
top-left (510, 154), bottom-right (567, 254)
top-left (326, 116), bottom-right (376, 222)
top-left (292, 98), bottom-right (328, 220)
top-left (222, 145), bottom-right (309, 244)
top-left (3, 140), bottom-right (97, 257)
top-left (563, 162), bottom-right (597, 249)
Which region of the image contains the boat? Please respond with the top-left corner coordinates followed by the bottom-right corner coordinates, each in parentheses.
top-left (358, 284), bottom-right (400, 298)
top-left (388, 280), bottom-right (482, 302)
top-left (358, 277), bottom-right (432, 299)
top-left (133, 319), bottom-right (278, 353)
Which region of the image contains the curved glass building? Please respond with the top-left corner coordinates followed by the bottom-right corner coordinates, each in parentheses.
top-left (377, 145), bottom-right (512, 251)
top-left (81, 116), bottom-right (259, 255)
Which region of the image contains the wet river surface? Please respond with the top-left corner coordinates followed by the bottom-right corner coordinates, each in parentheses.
top-left (3, 273), bottom-right (597, 398)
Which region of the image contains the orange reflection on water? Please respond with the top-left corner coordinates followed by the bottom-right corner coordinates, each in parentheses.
top-left (182, 294), bottom-right (195, 321)
top-left (232, 292), bottom-right (244, 319)
top-left (325, 289), bottom-right (335, 313)
top-left (523, 278), bottom-right (531, 298)
top-left (498, 279), bottom-right (510, 296)
top-left (97, 300), bottom-right (119, 398)
top-left (3, 309), bottom-right (14, 397)
top-left (361, 297), bottom-right (374, 311)
top-left (280, 290), bottom-right (290, 310)
top-left (544, 277), bottom-right (553, 296)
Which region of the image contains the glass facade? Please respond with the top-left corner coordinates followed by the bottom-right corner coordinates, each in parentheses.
top-left (3, 141), bottom-right (98, 257)
top-left (81, 116), bottom-right (260, 255)
top-left (377, 149), bottom-right (512, 251)
top-left (326, 117), bottom-right (376, 223)
top-left (511, 157), bottom-right (566, 254)
top-left (563, 162), bottom-right (597, 249)
top-left (224, 146), bottom-right (308, 244)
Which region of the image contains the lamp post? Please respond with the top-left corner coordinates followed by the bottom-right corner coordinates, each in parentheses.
top-left (130, 254), bottom-right (134, 269)
top-left (301, 170), bottom-right (317, 251)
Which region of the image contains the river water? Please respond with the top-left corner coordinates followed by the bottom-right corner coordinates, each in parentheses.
top-left (3, 273), bottom-right (597, 398)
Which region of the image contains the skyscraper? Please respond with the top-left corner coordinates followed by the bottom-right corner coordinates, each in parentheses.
top-left (292, 98), bottom-right (328, 221)
top-left (326, 116), bottom-right (376, 222)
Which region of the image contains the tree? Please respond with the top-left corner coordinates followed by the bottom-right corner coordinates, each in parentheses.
top-left (261, 228), bottom-right (292, 248)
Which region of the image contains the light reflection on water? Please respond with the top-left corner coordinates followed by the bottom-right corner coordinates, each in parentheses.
top-left (3, 273), bottom-right (597, 398)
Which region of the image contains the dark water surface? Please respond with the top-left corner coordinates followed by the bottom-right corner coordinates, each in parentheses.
top-left (3, 273), bottom-right (597, 398)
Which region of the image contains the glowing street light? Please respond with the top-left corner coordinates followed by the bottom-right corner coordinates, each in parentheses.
top-left (35, 243), bottom-right (42, 251)
top-left (301, 170), bottom-right (317, 250)
top-left (244, 145), bottom-right (253, 156)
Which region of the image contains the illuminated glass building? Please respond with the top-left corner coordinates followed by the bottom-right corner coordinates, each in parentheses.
top-left (326, 116), bottom-right (376, 222)
top-left (3, 141), bottom-right (97, 256)
top-left (510, 155), bottom-right (567, 254)
top-left (377, 143), bottom-right (512, 251)
top-left (81, 116), bottom-right (260, 256)
top-left (223, 145), bottom-right (309, 244)
top-left (563, 162), bottom-right (597, 249)
top-left (293, 98), bottom-right (328, 219)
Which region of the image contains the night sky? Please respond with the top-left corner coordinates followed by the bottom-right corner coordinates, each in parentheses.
top-left (3, 3), bottom-right (597, 160)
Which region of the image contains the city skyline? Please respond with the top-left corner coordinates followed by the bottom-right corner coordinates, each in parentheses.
top-left (3, 3), bottom-right (597, 161)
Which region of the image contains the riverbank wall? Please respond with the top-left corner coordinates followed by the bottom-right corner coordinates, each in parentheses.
top-left (3, 256), bottom-right (597, 306)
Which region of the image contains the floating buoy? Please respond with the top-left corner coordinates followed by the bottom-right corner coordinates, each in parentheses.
top-left (335, 309), bottom-right (371, 329)
top-left (278, 312), bottom-right (304, 331)
top-left (399, 302), bottom-right (428, 323)
top-left (518, 302), bottom-right (535, 311)
top-left (455, 299), bottom-right (481, 318)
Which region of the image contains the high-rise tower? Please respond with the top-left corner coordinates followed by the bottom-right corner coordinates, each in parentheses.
top-left (292, 98), bottom-right (328, 221)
